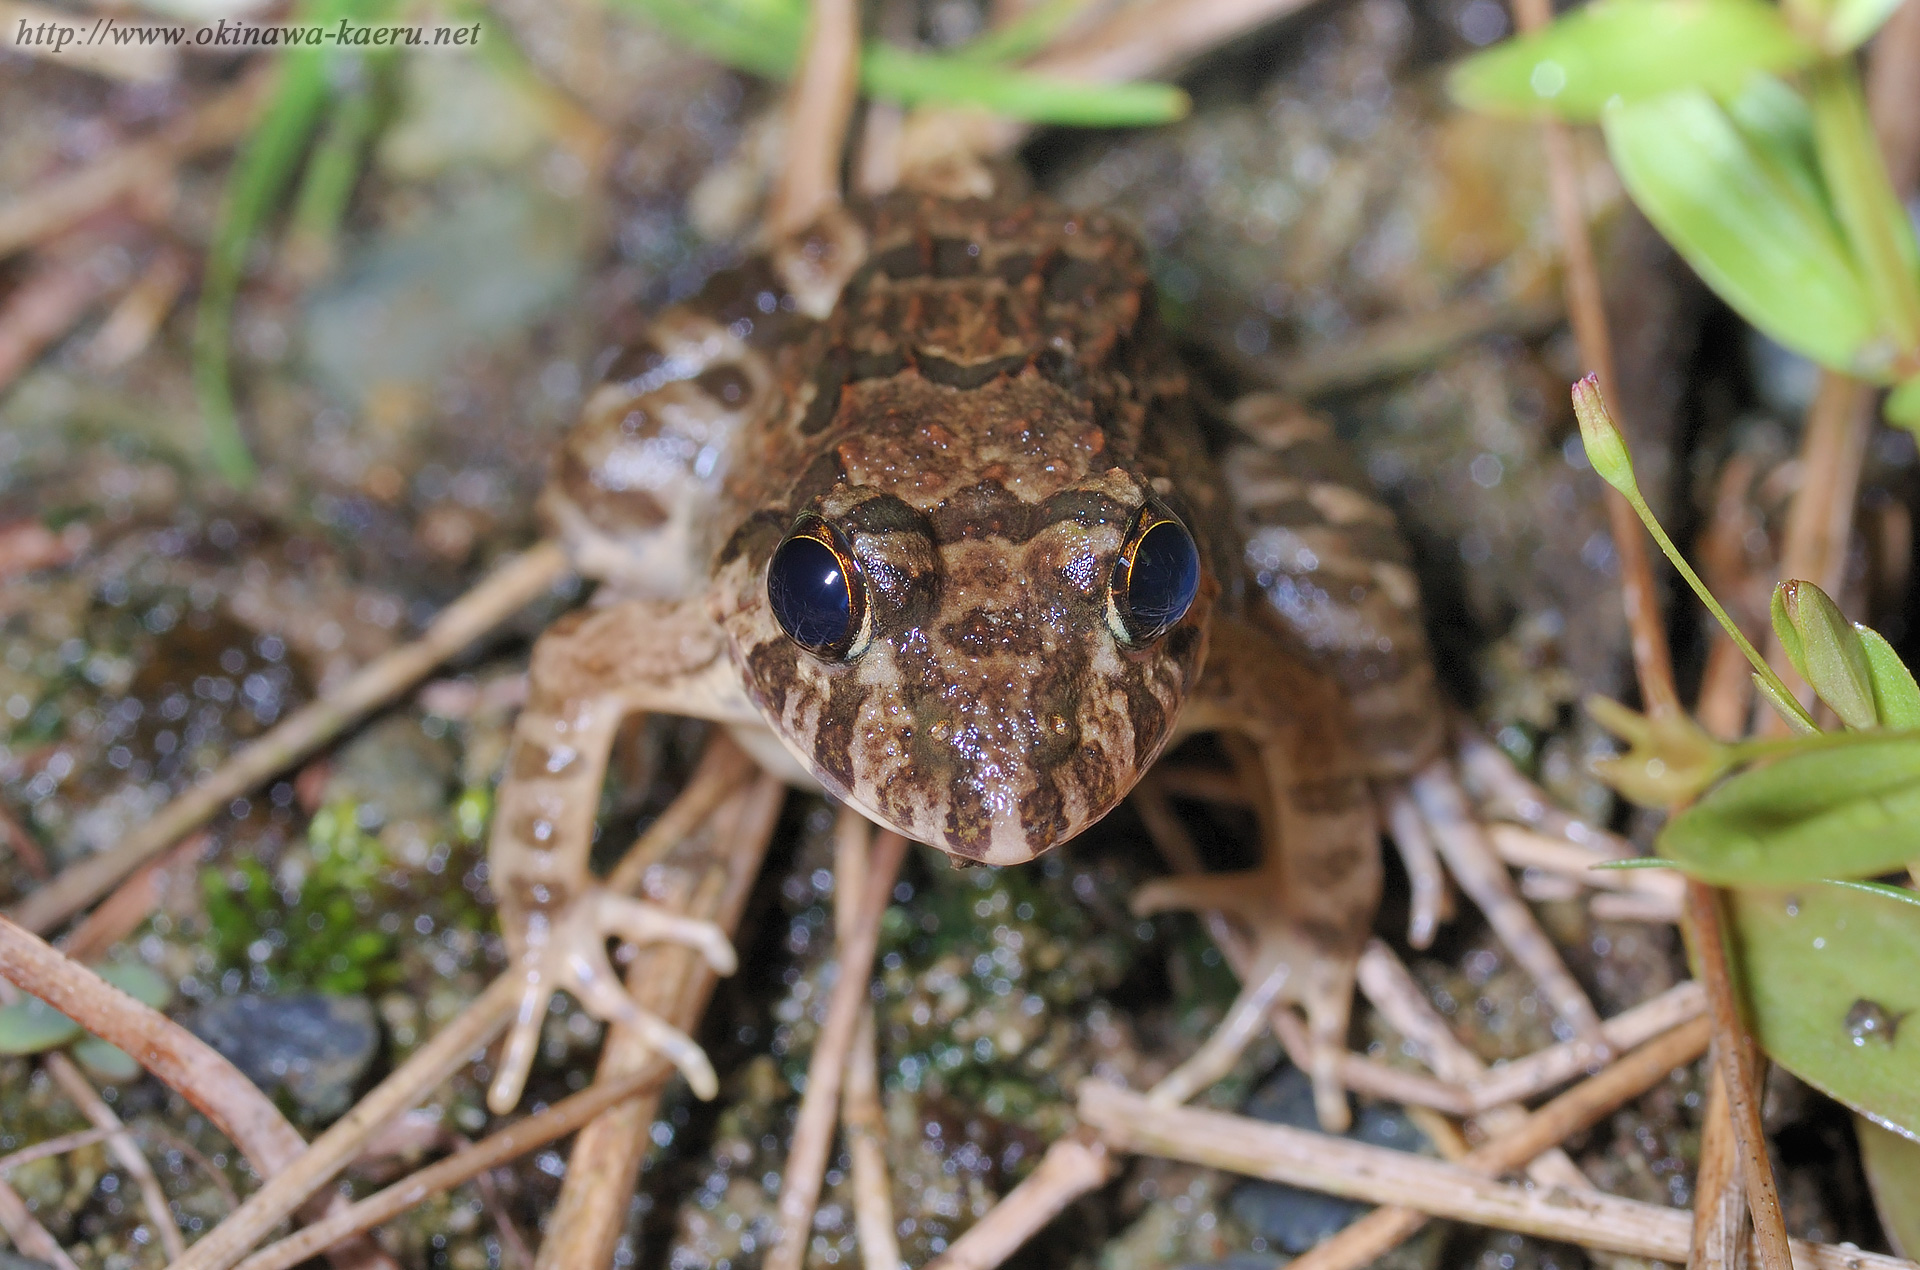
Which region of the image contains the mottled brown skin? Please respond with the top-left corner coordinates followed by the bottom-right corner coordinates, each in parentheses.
top-left (485, 184), bottom-right (1446, 1114)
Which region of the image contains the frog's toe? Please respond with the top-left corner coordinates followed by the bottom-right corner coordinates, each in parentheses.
top-left (558, 892), bottom-right (726, 1100)
top-left (592, 890), bottom-right (737, 975)
top-left (1135, 869), bottom-right (1359, 1132)
top-left (567, 959), bottom-right (719, 1100)
top-left (490, 979), bottom-right (557, 1115)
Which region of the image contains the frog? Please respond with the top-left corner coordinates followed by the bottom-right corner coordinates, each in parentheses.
top-left (478, 168), bottom-right (1489, 1132)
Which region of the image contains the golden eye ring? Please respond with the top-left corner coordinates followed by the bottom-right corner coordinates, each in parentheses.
top-left (767, 515), bottom-right (873, 660)
top-left (1106, 506), bottom-right (1201, 647)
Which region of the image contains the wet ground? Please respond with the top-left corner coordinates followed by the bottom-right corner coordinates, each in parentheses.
top-left (1, 0), bottom-right (1912, 1265)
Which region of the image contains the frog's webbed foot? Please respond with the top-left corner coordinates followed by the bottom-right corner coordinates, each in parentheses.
top-left (488, 887), bottom-right (737, 1115)
top-left (1133, 868), bottom-right (1361, 1131)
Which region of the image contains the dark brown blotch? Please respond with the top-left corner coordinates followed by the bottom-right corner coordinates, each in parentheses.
top-left (929, 480), bottom-right (1034, 543)
top-left (931, 237), bottom-right (983, 277)
top-left (694, 364), bottom-right (752, 407)
top-left (918, 352), bottom-right (1027, 390)
top-left (800, 347), bottom-right (851, 435)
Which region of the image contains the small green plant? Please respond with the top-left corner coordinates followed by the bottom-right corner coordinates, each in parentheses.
top-left (1454, 0), bottom-right (1920, 429)
top-left (202, 799), bottom-right (398, 995)
top-left (1573, 379), bottom-right (1920, 1144)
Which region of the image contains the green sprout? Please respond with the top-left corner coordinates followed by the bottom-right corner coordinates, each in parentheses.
top-left (1571, 376), bottom-right (1817, 732)
top-left (1570, 375), bottom-right (1920, 1146)
top-left (1455, 0), bottom-right (1920, 431)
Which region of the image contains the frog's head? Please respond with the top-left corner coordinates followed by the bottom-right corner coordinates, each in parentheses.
top-left (714, 375), bottom-right (1212, 865)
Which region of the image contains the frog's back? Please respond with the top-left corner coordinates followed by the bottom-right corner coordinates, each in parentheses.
top-left (544, 185), bottom-right (1441, 802)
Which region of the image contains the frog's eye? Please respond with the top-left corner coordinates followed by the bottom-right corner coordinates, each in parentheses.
top-left (1108, 509), bottom-right (1200, 646)
top-left (768, 517), bottom-right (870, 659)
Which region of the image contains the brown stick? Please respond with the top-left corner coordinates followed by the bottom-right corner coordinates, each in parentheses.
top-left (169, 973), bottom-right (524, 1270)
top-left (921, 1130), bottom-right (1116, 1270)
top-left (765, 829), bottom-right (910, 1270)
top-left (0, 1125), bottom-right (117, 1174)
top-left (1212, 1016), bottom-right (1711, 1270)
top-left (1683, 881), bottom-right (1792, 1268)
top-left (231, 1065), bottom-right (669, 1270)
top-left (0, 794), bottom-right (49, 881)
top-left (43, 1051), bottom-right (188, 1261)
top-left (0, 916), bottom-right (309, 1171)
top-left (765, 0), bottom-right (862, 243)
top-left (0, 1174), bottom-right (80, 1270)
top-left (833, 810), bottom-right (903, 1270)
top-left (1079, 1073), bottom-right (1916, 1270)
top-left (1355, 943), bottom-right (1589, 1191)
top-left (1408, 762), bottom-right (1604, 1045)
top-left (1691, 1067), bottom-right (1749, 1267)
top-left (8, 539), bottom-right (571, 936)
top-left (0, 236), bottom-right (126, 394)
top-left (533, 771), bottom-right (785, 1269)
top-left (0, 69), bottom-right (272, 262)
top-left (1462, 980), bottom-right (1704, 1113)
top-left (58, 832), bottom-right (208, 965)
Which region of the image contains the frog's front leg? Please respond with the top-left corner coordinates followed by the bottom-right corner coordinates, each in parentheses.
top-left (1137, 612), bottom-right (1380, 1132)
top-left (485, 594), bottom-right (759, 1114)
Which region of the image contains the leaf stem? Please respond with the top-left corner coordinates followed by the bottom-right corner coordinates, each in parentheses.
top-left (1808, 59), bottom-right (1920, 372)
top-left (1619, 481), bottom-right (1820, 730)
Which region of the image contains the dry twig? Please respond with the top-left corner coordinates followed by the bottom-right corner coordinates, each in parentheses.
top-left (0, 916), bottom-right (393, 1269)
top-left (43, 1051), bottom-right (187, 1261)
top-left (57, 832), bottom-right (208, 965)
top-left (765, 0), bottom-right (860, 241)
top-left (0, 917), bottom-right (309, 1170)
top-left (1080, 1072), bottom-right (1915, 1270)
top-left (0, 1125), bottom-right (117, 1175)
top-left (1408, 761), bottom-right (1604, 1046)
top-left (0, 68), bottom-right (272, 261)
top-left (1461, 980), bottom-right (1703, 1114)
top-left (765, 829), bottom-right (911, 1270)
top-left (0, 235), bottom-right (128, 394)
top-left (0, 1174), bottom-right (81, 1270)
top-left (921, 1131), bottom-right (1116, 1270)
top-left (232, 1065), bottom-right (680, 1270)
top-left (0, 794), bottom-right (49, 881)
top-left (834, 810), bottom-right (903, 1270)
top-left (8, 539), bottom-right (571, 936)
top-left (176, 731), bottom-right (764, 1270)
top-left (534, 765), bottom-right (784, 1268)
top-left (1196, 1016), bottom-right (1710, 1269)
top-left (1355, 942), bottom-right (1589, 1191)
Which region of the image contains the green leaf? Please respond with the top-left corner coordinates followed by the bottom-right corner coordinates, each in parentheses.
top-left (0, 961), bottom-right (173, 1055)
top-left (1660, 734), bottom-right (1920, 883)
top-left (1771, 582), bottom-right (1806, 681)
top-left (606, 0), bottom-right (1188, 125)
top-left (1449, 0), bottom-right (1817, 121)
top-left (1776, 580), bottom-right (1877, 728)
top-left (0, 996), bottom-right (82, 1055)
top-left (1888, 377), bottom-right (1920, 430)
top-left (1603, 85), bottom-right (1883, 376)
top-left (195, 0), bottom-right (392, 487)
top-left (1860, 625), bottom-right (1920, 728)
top-left (1826, 0), bottom-right (1909, 52)
top-left (1729, 884), bottom-right (1920, 1139)
top-left (1857, 1113), bottom-right (1920, 1255)
top-left (1753, 672), bottom-right (1821, 733)
top-left (72, 1037), bottom-right (144, 1083)
top-left (97, 962), bottom-right (172, 1010)
top-left (1808, 63), bottom-right (1920, 367)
